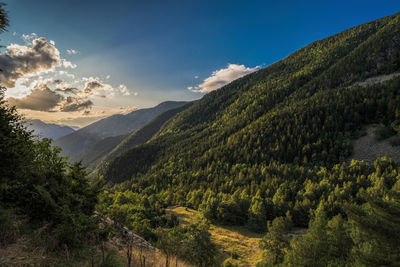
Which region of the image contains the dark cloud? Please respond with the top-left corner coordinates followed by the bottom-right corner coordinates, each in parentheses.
top-left (7, 83), bottom-right (63, 111)
top-left (8, 82), bottom-right (93, 113)
top-left (60, 96), bottom-right (93, 112)
top-left (84, 80), bottom-right (104, 94)
top-left (55, 87), bottom-right (80, 95)
top-left (53, 79), bottom-right (63, 84)
top-left (0, 38), bottom-right (61, 88)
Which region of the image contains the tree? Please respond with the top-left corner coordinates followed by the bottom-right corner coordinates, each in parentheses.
top-left (283, 205), bottom-right (330, 267)
top-left (0, 2), bottom-right (8, 33)
top-left (346, 190), bottom-right (400, 265)
top-left (258, 216), bottom-right (290, 266)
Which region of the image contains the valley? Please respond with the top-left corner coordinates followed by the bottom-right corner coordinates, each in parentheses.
top-left (1, 4), bottom-right (400, 267)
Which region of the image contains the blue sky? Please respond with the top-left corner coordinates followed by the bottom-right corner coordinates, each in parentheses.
top-left (1, 0), bottom-right (399, 126)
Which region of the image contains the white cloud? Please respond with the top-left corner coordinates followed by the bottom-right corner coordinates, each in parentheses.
top-left (133, 92), bottom-right (138, 96)
top-left (62, 58), bottom-right (77, 69)
top-left (194, 75), bottom-right (199, 79)
top-left (81, 77), bottom-right (115, 98)
top-left (189, 63), bottom-right (259, 93)
top-left (21, 33), bottom-right (37, 43)
top-left (119, 84), bottom-right (130, 96)
top-left (66, 49), bottom-right (78, 55)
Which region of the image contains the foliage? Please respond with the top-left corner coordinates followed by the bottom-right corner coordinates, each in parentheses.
top-left (0, 86), bottom-right (102, 250)
top-left (258, 216), bottom-right (291, 266)
top-left (0, 2), bottom-right (8, 34)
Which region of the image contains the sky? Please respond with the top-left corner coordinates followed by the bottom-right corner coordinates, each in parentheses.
top-left (0, 0), bottom-right (399, 127)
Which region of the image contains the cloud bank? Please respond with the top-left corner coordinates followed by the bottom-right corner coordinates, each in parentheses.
top-left (188, 64), bottom-right (259, 93)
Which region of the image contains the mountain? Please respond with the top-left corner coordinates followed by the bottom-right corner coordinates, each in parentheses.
top-left (95, 13), bottom-right (400, 265)
top-left (80, 102), bottom-right (194, 169)
top-left (54, 101), bottom-right (188, 160)
top-left (102, 102), bottom-right (193, 165)
top-left (24, 119), bottom-right (76, 140)
top-left (100, 12), bottom-right (400, 199)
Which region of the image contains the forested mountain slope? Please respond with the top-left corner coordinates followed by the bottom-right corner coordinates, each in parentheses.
top-left (54, 101), bottom-right (187, 160)
top-left (97, 13), bottom-right (400, 266)
top-left (101, 13), bottom-right (400, 184)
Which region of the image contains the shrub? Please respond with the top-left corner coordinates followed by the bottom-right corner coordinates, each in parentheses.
top-left (0, 207), bottom-right (19, 246)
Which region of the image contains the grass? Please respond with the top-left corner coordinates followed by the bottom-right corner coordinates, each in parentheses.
top-left (166, 206), bottom-right (264, 267)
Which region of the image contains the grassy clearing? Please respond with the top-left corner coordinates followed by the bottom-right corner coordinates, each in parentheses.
top-left (166, 206), bottom-right (264, 267)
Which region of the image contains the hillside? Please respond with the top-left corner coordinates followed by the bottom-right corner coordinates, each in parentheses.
top-left (24, 119), bottom-right (76, 140)
top-left (102, 13), bottom-right (400, 184)
top-left (54, 101), bottom-right (188, 160)
top-left (97, 12), bottom-right (400, 266)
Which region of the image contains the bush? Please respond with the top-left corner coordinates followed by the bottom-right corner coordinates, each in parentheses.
top-left (0, 207), bottom-right (19, 246)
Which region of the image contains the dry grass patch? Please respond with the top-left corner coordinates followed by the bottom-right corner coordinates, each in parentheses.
top-left (166, 206), bottom-right (263, 267)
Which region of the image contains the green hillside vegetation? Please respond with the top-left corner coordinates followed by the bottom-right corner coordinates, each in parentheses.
top-left (0, 85), bottom-right (111, 265)
top-left (98, 12), bottom-right (400, 266)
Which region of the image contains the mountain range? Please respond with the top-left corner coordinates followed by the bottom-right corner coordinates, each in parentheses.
top-left (24, 119), bottom-right (76, 140)
top-left (54, 101), bottom-right (188, 161)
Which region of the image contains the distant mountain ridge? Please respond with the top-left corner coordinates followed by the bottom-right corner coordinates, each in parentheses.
top-left (24, 119), bottom-right (76, 140)
top-left (54, 101), bottom-right (188, 160)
